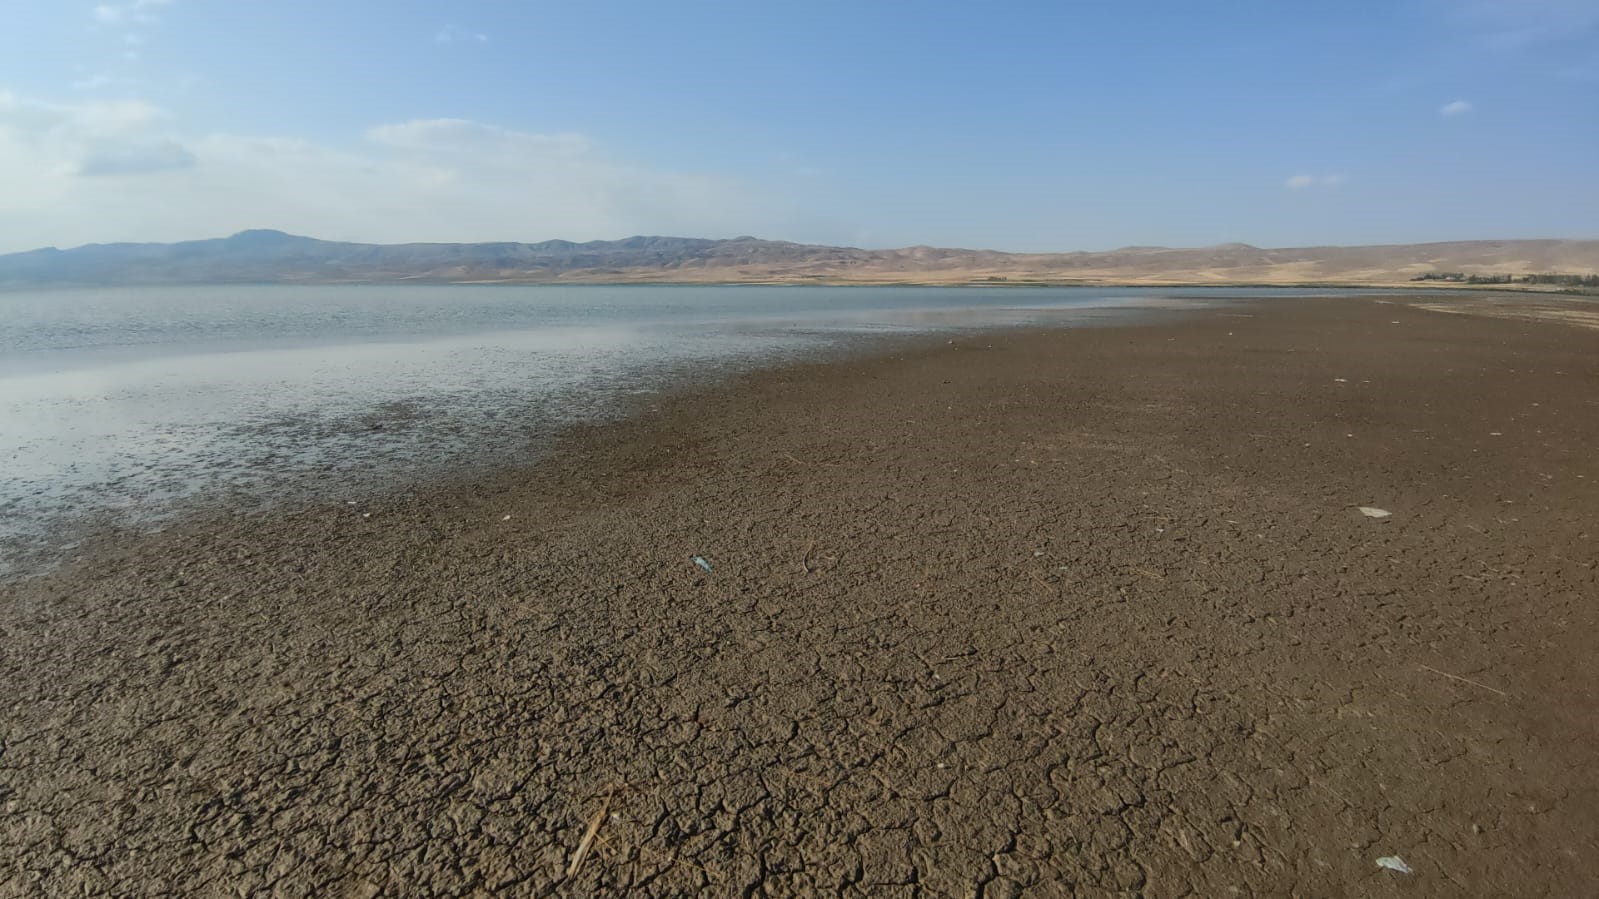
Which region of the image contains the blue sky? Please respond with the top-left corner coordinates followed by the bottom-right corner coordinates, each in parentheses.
top-left (0, 0), bottom-right (1595, 252)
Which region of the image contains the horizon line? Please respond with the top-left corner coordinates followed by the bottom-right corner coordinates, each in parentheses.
top-left (7, 229), bottom-right (1597, 259)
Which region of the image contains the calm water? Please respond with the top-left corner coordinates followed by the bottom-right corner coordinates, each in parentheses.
top-left (0, 284), bottom-right (1364, 567)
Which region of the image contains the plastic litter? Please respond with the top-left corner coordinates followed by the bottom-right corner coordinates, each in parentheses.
top-left (1375, 856), bottom-right (1413, 875)
top-left (1359, 507), bottom-right (1392, 519)
top-left (692, 556), bottom-right (713, 573)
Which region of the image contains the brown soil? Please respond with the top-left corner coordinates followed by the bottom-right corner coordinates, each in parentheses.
top-left (3, 296), bottom-right (1597, 897)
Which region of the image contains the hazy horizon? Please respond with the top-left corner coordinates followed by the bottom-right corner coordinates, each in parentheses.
top-left (2, 1), bottom-right (1597, 254)
top-left (7, 228), bottom-right (1599, 259)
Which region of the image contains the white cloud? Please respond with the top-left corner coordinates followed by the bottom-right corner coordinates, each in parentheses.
top-left (0, 93), bottom-right (785, 252)
top-left (1440, 99), bottom-right (1475, 116)
top-left (0, 93), bottom-right (187, 181)
top-left (92, 0), bottom-right (172, 27)
top-left (1285, 173), bottom-right (1347, 190)
top-left (92, 0), bottom-right (173, 67)
top-left (1, 93), bottom-right (165, 137)
top-left (435, 24), bottom-right (489, 44)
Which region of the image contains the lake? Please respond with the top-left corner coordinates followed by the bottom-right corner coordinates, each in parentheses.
top-left (0, 284), bottom-right (1368, 569)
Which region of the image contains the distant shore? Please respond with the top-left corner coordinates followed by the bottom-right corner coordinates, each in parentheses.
top-left (9, 275), bottom-right (1598, 296)
top-left (4, 230), bottom-right (1595, 291)
top-left (3, 294), bottom-right (1597, 894)
top-left (451, 276), bottom-right (1599, 295)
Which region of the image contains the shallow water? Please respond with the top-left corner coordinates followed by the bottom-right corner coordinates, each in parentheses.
top-left (0, 284), bottom-right (1373, 566)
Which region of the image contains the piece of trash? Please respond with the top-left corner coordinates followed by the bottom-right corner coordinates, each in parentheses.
top-left (1358, 507), bottom-right (1392, 519)
top-left (1489, 432), bottom-right (1502, 436)
top-left (501, 514), bottom-right (512, 521)
top-left (1334, 378), bottom-right (1348, 383)
top-left (1033, 550), bottom-right (1045, 557)
top-left (692, 556), bottom-right (713, 573)
top-left (362, 512), bottom-right (371, 519)
top-left (1375, 856), bottom-right (1413, 875)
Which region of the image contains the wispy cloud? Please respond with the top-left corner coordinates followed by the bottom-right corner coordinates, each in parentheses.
top-left (92, 0), bottom-right (173, 68)
top-left (1439, 99), bottom-right (1475, 116)
top-left (367, 119), bottom-right (589, 157)
top-left (1285, 174), bottom-right (1346, 190)
top-left (1446, 0), bottom-right (1599, 50)
top-left (92, 0), bottom-right (172, 27)
top-left (435, 24), bottom-right (489, 44)
top-left (0, 90), bottom-right (192, 180)
top-left (0, 91), bottom-right (783, 251)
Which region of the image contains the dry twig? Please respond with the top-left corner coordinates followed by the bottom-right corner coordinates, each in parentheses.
top-left (566, 786), bottom-right (614, 879)
top-left (1419, 664), bottom-right (1509, 697)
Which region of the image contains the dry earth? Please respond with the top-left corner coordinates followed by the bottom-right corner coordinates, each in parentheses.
top-left (3, 296), bottom-right (1598, 897)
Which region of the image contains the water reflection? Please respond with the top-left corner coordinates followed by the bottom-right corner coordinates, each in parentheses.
top-left (0, 284), bottom-right (1384, 565)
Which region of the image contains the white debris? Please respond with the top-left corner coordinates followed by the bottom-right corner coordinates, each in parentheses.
top-left (1375, 856), bottom-right (1413, 875)
top-left (1359, 507), bottom-right (1392, 519)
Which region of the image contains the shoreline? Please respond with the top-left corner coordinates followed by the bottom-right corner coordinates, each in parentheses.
top-left (7, 278), bottom-right (1597, 295)
top-left (4, 295), bottom-right (1597, 894)
top-left (0, 290), bottom-right (1230, 583)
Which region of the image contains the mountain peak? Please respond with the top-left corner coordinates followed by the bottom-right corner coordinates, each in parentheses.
top-left (225, 229), bottom-right (305, 245)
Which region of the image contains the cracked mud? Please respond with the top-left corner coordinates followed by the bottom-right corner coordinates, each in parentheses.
top-left (3, 296), bottom-right (1597, 896)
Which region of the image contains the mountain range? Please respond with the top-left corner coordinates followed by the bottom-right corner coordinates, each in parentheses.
top-left (2, 230), bottom-right (1597, 287)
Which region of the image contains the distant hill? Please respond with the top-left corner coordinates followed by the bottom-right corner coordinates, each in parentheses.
top-left (2, 230), bottom-right (1596, 287)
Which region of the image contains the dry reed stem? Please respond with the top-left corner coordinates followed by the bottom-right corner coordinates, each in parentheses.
top-left (566, 785), bottom-right (614, 879)
top-left (1419, 664), bottom-right (1509, 697)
